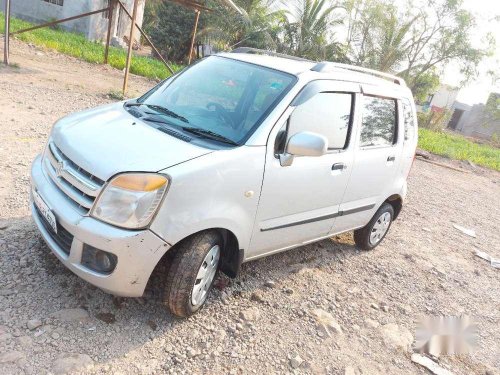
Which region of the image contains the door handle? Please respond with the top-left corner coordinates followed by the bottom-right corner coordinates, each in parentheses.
top-left (387, 156), bottom-right (396, 162)
top-left (332, 163), bottom-right (345, 171)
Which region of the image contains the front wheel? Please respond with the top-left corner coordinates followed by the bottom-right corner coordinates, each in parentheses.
top-left (162, 231), bottom-right (222, 317)
top-left (354, 203), bottom-right (394, 250)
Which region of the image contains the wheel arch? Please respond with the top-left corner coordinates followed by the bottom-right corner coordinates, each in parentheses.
top-left (149, 227), bottom-right (244, 287)
top-left (385, 194), bottom-right (403, 220)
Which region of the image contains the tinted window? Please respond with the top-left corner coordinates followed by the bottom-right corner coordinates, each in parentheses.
top-left (291, 92), bottom-right (353, 149)
top-left (402, 99), bottom-right (416, 141)
top-left (360, 96), bottom-right (397, 147)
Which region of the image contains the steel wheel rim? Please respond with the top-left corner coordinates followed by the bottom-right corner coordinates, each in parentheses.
top-left (191, 245), bottom-right (220, 307)
top-left (369, 212), bottom-right (391, 245)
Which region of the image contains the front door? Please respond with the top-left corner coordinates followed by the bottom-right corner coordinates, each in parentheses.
top-left (247, 82), bottom-right (359, 259)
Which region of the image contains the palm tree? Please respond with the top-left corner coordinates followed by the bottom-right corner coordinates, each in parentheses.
top-left (198, 0), bottom-right (286, 51)
top-left (344, 0), bottom-right (418, 72)
top-left (280, 0), bottom-right (343, 60)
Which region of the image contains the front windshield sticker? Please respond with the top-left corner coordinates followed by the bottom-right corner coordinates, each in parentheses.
top-left (270, 81), bottom-right (284, 90)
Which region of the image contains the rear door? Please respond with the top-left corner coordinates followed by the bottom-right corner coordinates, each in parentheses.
top-left (331, 86), bottom-right (404, 234)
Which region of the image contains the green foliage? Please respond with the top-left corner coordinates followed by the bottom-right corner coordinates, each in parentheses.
top-left (418, 128), bottom-right (500, 171)
top-left (417, 109), bottom-right (453, 132)
top-left (107, 90), bottom-right (126, 100)
top-left (484, 94), bottom-right (500, 126)
top-left (144, 1), bottom-right (203, 62)
top-left (199, 0), bottom-right (287, 52)
top-left (0, 13), bottom-right (183, 80)
top-left (279, 0), bottom-right (343, 61)
top-left (412, 70), bottom-right (440, 104)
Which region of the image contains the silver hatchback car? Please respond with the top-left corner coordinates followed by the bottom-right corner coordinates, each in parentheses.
top-left (31, 48), bottom-right (418, 317)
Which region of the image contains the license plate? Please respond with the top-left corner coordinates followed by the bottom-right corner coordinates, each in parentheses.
top-left (33, 189), bottom-right (57, 234)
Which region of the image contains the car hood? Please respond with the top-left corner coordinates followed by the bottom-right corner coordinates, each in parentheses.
top-left (51, 102), bottom-right (212, 181)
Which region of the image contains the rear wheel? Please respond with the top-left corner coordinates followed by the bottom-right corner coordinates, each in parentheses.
top-left (354, 203), bottom-right (394, 250)
top-left (162, 231), bottom-right (222, 317)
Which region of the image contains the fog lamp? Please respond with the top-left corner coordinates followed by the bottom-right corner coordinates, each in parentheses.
top-left (81, 245), bottom-right (117, 274)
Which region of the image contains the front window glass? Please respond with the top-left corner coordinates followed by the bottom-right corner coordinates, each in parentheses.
top-left (290, 92), bottom-right (353, 149)
top-left (139, 56), bottom-right (295, 144)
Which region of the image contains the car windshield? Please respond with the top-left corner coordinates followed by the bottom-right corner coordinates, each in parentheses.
top-left (137, 56), bottom-right (296, 145)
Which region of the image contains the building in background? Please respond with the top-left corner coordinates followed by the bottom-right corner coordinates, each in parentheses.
top-left (418, 84), bottom-right (459, 113)
top-left (0, 0), bottom-right (145, 43)
top-left (449, 93), bottom-right (500, 140)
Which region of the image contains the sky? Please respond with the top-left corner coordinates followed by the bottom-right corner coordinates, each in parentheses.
top-left (446, 0), bottom-right (500, 105)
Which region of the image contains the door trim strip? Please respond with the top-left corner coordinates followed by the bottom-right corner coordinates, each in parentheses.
top-left (260, 203), bottom-right (376, 232)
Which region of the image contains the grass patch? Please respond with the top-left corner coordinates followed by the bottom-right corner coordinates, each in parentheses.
top-left (0, 13), bottom-right (182, 80)
top-left (418, 128), bottom-right (500, 171)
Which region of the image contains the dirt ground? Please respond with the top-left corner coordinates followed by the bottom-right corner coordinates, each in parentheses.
top-left (0, 39), bottom-right (499, 375)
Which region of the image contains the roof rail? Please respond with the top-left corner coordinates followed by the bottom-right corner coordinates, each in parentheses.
top-left (311, 61), bottom-right (406, 86)
top-left (231, 47), bottom-right (313, 63)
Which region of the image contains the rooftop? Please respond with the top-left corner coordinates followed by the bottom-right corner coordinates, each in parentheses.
top-left (220, 48), bottom-right (407, 90)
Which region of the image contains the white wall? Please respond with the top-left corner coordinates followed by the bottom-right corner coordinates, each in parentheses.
top-left (0, 0), bottom-right (145, 42)
top-left (430, 85), bottom-right (459, 109)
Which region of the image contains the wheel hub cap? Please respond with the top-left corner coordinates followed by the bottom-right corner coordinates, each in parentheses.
top-left (369, 212), bottom-right (391, 245)
top-left (191, 245), bottom-right (220, 307)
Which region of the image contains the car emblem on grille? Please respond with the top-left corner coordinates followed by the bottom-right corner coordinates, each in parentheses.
top-left (55, 161), bottom-right (66, 177)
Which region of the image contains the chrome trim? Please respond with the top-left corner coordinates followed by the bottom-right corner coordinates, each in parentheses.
top-left (46, 145), bottom-right (100, 196)
top-left (44, 141), bottom-right (104, 211)
top-left (44, 158), bottom-right (94, 209)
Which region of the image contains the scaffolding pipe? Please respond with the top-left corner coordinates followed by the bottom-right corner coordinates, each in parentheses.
top-left (10, 8), bottom-right (109, 36)
top-left (188, 10), bottom-right (200, 65)
top-left (3, 0), bottom-right (11, 65)
top-left (122, 0), bottom-right (139, 95)
top-left (116, 0), bottom-right (174, 74)
top-left (104, 0), bottom-right (115, 64)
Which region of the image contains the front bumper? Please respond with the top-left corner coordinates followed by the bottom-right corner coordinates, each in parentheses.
top-left (30, 155), bottom-right (170, 297)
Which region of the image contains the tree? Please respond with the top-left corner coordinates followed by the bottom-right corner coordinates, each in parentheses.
top-left (144, 1), bottom-right (206, 62)
top-left (342, 0), bottom-right (494, 96)
top-left (198, 0), bottom-right (286, 51)
top-left (279, 0), bottom-right (343, 61)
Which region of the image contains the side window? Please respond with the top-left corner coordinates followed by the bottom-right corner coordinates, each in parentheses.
top-left (360, 96), bottom-right (397, 147)
top-left (402, 99), bottom-right (416, 142)
top-left (290, 92), bottom-right (353, 149)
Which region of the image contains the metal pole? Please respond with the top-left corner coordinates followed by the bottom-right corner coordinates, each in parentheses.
top-left (104, 0), bottom-right (115, 64)
top-left (3, 0), bottom-right (11, 65)
top-left (116, 0), bottom-right (174, 74)
top-left (188, 10), bottom-right (200, 65)
top-left (122, 0), bottom-right (139, 95)
top-left (10, 8), bottom-right (109, 35)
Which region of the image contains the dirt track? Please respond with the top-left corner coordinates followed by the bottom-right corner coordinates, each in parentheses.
top-left (0, 39), bottom-right (499, 375)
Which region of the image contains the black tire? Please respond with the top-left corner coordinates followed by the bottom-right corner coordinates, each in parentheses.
top-left (162, 231), bottom-right (222, 317)
top-left (354, 203), bottom-right (394, 251)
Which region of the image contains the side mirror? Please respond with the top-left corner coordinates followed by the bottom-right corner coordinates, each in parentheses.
top-left (279, 131), bottom-right (328, 167)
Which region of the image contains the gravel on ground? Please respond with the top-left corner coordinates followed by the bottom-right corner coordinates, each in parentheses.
top-left (0, 39), bottom-right (499, 375)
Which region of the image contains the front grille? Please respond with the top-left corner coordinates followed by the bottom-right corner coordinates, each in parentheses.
top-left (34, 205), bottom-right (74, 255)
top-left (43, 142), bottom-right (104, 214)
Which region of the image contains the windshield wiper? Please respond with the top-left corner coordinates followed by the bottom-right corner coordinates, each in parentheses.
top-left (139, 116), bottom-right (238, 146)
top-left (181, 127), bottom-right (239, 146)
top-left (125, 102), bottom-right (189, 123)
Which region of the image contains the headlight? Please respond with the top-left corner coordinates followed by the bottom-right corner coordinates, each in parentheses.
top-left (91, 173), bottom-right (169, 229)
